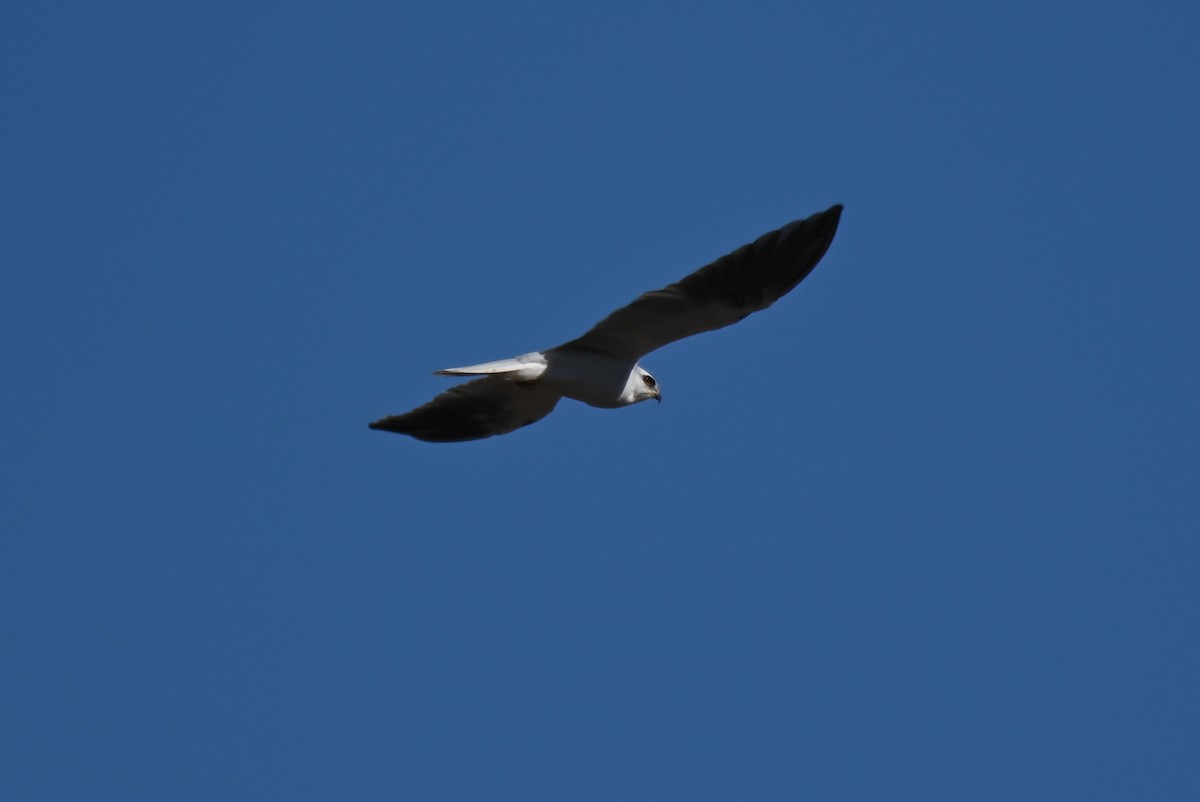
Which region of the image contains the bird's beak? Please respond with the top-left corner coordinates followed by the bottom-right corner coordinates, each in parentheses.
top-left (654, 390), bottom-right (662, 403)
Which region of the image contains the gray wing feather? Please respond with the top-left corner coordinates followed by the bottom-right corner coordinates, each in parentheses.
top-left (557, 204), bottom-right (842, 360)
top-left (369, 377), bottom-right (561, 442)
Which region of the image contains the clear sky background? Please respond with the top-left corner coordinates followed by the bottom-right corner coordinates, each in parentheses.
top-left (3, 1), bottom-right (1199, 799)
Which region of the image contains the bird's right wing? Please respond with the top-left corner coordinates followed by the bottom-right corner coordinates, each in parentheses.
top-left (369, 377), bottom-right (561, 442)
top-left (555, 205), bottom-right (842, 361)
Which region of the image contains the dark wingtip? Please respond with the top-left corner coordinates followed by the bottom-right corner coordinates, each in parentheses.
top-left (369, 417), bottom-right (408, 434)
top-left (812, 204), bottom-right (843, 245)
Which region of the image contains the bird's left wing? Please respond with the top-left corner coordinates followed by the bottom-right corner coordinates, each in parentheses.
top-left (555, 204), bottom-right (842, 361)
top-left (369, 377), bottom-right (561, 442)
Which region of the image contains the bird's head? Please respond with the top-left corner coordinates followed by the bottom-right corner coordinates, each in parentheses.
top-left (622, 364), bottom-right (661, 405)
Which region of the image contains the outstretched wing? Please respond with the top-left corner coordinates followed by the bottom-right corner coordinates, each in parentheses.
top-left (556, 204), bottom-right (842, 360)
top-left (369, 377), bottom-right (561, 442)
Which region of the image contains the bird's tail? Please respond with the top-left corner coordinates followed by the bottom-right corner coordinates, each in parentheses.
top-left (435, 353), bottom-right (547, 381)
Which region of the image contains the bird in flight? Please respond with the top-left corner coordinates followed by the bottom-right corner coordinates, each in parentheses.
top-left (370, 204), bottom-right (843, 442)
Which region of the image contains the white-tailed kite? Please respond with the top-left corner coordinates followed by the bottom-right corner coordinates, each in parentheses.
top-left (370, 205), bottom-right (842, 442)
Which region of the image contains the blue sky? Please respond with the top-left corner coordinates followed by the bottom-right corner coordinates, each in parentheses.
top-left (3, 1), bottom-right (1199, 799)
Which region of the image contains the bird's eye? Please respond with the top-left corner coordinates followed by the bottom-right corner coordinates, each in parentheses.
top-left (642, 375), bottom-right (656, 388)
